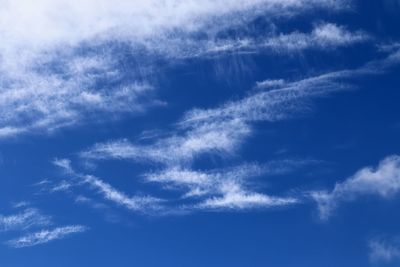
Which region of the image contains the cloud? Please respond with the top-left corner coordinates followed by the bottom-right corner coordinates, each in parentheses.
top-left (52, 158), bottom-right (73, 173)
top-left (52, 156), bottom-right (299, 213)
top-left (312, 155), bottom-right (400, 220)
top-left (261, 23), bottom-right (369, 52)
top-left (81, 66), bottom-right (366, 166)
top-left (144, 160), bottom-right (313, 198)
top-left (202, 23), bottom-right (369, 56)
top-left (0, 0), bottom-right (348, 138)
top-left (369, 237), bottom-right (400, 263)
top-left (0, 0), bottom-right (344, 50)
top-left (6, 225), bottom-right (88, 248)
top-left (256, 79), bottom-right (286, 89)
top-left (144, 163), bottom-right (266, 197)
top-left (74, 49), bottom-right (400, 216)
top-left (51, 159), bottom-right (164, 214)
top-left (83, 174), bottom-right (164, 213)
top-left (77, 56), bottom-right (400, 213)
top-left (11, 201), bottom-right (30, 209)
top-left (198, 180), bottom-right (298, 210)
top-left (80, 118), bottom-right (251, 166)
top-left (0, 208), bottom-right (52, 232)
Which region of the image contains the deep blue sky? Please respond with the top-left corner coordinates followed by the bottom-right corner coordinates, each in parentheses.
top-left (1, 0), bottom-right (400, 266)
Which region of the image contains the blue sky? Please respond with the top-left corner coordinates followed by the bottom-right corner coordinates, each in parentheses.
top-left (0, 0), bottom-right (400, 266)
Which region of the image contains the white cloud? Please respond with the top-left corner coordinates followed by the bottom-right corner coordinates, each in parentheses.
top-left (369, 238), bottom-right (400, 263)
top-left (198, 181), bottom-right (298, 210)
top-left (11, 201), bottom-right (30, 209)
top-left (81, 118), bottom-right (251, 166)
top-left (77, 63), bottom-right (390, 212)
top-left (0, 127), bottom-right (26, 138)
top-left (0, 0), bottom-right (343, 49)
top-left (202, 23), bottom-right (369, 56)
top-left (144, 163), bottom-right (265, 197)
top-left (81, 67), bottom-right (363, 166)
top-left (0, 208), bottom-right (52, 232)
top-left (312, 155), bottom-right (400, 220)
top-left (256, 79), bottom-right (286, 89)
top-left (76, 50), bottom-right (400, 214)
top-left (51, 159), bottom-right (164, 213)
top-left (262, 23), bottom-right (368, 52)
top-left (145, 167), bottom-right (213, 187)
top-left (7, 225), bottom-right (88, 248)
top-left (52, 158), bottom-right (73, 173)
top-left (82, 174), bottom-right (163, 213)
top-left (0, 61), bottom-right (157, 138)
top-left (0, 0), bottom-right (347, 138)
top-left (50, 180), bottom-right (73, 193)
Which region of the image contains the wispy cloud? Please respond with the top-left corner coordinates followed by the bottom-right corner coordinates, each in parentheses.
top-left (261, 23), bottom-right (369, 52)
top-left (0, 208), bottom-right (52, 232)
top-left (369, 237), bottom-right (400, 263)
top-left (6, 225), bottom-right (88, 248)
top-left (52, 158), bottom-right (73, 173)
top-left (81, 66), bottom-right (365, 166)
top-left (0, 206), bottom-right (87, 248)
top-left (83, 174), bottom-right (164, 213)
top-left (198, 181), bottom-right (298, 210)
top-left (311, 155), bottom-right (400, 220)
top-left (77, 53), bottom-right (400, 213)
top-left (0, 0), bottom-right (348, 138)
top-left (201, 23), bottom-right (369, 56)
top-left (52, 159), bottom-right (164, 214)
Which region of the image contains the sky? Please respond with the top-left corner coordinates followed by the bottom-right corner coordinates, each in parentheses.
top-left (0, 0), bottom-right (400, 266)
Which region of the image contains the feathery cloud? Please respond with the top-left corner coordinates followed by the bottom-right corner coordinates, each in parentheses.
top-left (7, 225), bottom-right (88, 248)
top-left (369, 237), bottom-right (400, 263)
top-left (51, 159), bottom-right (164, 214)
top-left (312, 155), bottom-right (400, 220)
top-left (0, 0), bottom-right (348, 138)
top-left (81, 66), bottom-right (364, 166)
top-left (0, 208), bottom-right (52, 232)
top-left (202, 23), bottom-right (369, 56)
top-left (198, 181), bottom-right (298, 210)
top-left (262, 23), bottom-right (369, 52)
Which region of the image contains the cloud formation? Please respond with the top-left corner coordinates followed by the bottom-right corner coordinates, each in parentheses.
top-left (202, 23), bottom-right (369, 55)
top-left (0, 0), bottom-right (350, 138)
top-left (77, 67), bottom-right (365, 212)
top-left (262, 23), bottom-right (369, 51)
top-left (51, 160), bottom-right (165, 214)
top-left (7, 225), bottom-right (88, 248)
top-left (0, 208), bottom-right (52, 232)
top-left (369, 237), bottom-right (400, 263)
top-left (0, 205), bottom-right (87, 248)
top-left (312, 155), bottom-right (400, 219)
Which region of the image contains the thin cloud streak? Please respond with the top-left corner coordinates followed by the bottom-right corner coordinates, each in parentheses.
top-left (201, 23), bottom-right (369, 56)
top-left (78, 53), bottom-right (400, 212)
top-left (312, 155), bottom-right (400, 220)
top-left (7, 225), bottom-right (88, 248)
top-left (0, 208), bottom-right (52, 232)
top-left (0, 0), bottom-right (347, 139)
top-left (52, 159), bottom-right (165, 214)
top-left (369, 237), bottom-right (400, 263)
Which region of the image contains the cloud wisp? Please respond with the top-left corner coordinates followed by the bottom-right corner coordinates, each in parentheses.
top-left (51, 160), bottom-right (165, 215)
top-left (0, 206), bottom-right (87, 248)
top-left (369, 237), bottom-right (400, 263)
top-left (82, 54), bottom-right (390, 167)
top-left (201, 23), bottom-right (369, 56)
top-left (0, 0), bottom-right (350, 139)
top-left (77, 50), bottom-right (400, 213)
top-left (77, 65), bottom-right (371, 213)
top-left (312, 155), bottom-right (400, 220)
top-left (0, 208), bottom-right (52, 232)
top-left (7, 225), bottom-right (88, 248)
